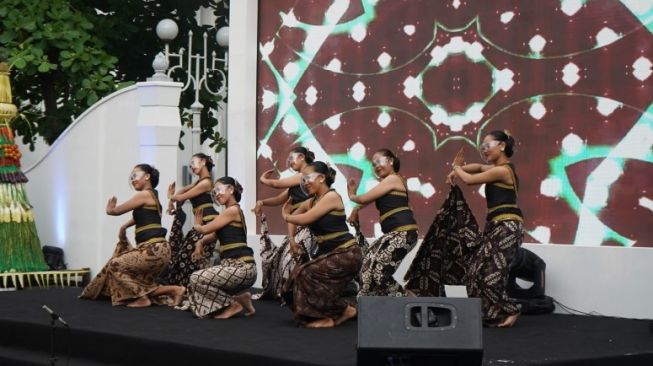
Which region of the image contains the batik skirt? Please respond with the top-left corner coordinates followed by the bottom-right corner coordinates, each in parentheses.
top-left (283, 245), bottom-right (362, 326)
top-left (80, 239), bottom-right (171, 305)
top-left (257, 214), bottom-right (316, 300)
top-left (404, 185), bottom-right (523, 325)
top-left (186, 258), bottom-right (257, 318)
top-left (358, 229), bottom-right (418, 297)
top-left (158, 209), bottom-right (216, 287)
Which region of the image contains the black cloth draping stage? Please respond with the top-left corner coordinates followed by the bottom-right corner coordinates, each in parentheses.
top-left (1, 288), bottom-right (652, 366)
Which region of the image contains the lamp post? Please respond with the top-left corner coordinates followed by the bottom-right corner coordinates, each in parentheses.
top-left (152, 18), bottom-right (229, 155)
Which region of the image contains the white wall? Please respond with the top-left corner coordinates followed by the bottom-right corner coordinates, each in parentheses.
top-left (23, 82), bottom-right (182, 275)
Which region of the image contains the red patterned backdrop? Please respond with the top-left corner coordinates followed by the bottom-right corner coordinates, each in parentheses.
top-left (256, 0), bottom-right (653, 247)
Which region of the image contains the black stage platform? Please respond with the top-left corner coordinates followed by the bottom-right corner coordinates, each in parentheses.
top-left (1, 288), bottom-right (652, 366)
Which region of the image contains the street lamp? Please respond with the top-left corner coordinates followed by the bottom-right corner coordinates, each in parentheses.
top-left (152, 18), bottom-right (229, 155)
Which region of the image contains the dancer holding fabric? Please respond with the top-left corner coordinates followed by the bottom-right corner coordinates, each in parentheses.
top-left (282, 161), bottom-right (362, 328)
top-left (347, 149), bottom-right (418, 297)
top-left (159, 153), bottom-right (218, 286)
top-left (406, 130), bottom-right (523, 327)
top-left (254, 146), bottom-right (317, 299)
top-left (184, 177), bottom-right (256, 319)
top-left (80, 164), bottom-right (184, 307)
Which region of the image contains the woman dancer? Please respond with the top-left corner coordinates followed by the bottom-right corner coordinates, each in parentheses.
top-left (184, 177), bottom-right (256, 319)
top-left (159, 153), bottom-right (218, 286)
top-left (254, 146), bottom-right (316, 299)
top-left (347, 149), bottom-right (418, 297)
top-left (80, 164), bottom-right (185, 307)
top-left (407, 130), bottom-right (523, 327)
top-left (282, 161), bottom-right (362, 328)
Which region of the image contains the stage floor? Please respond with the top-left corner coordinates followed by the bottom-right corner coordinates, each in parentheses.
top-left (0, 288), bottom-right (652, 366)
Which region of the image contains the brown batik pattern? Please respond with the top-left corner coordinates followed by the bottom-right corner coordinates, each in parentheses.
top-left (187, 258), bottom-right (257, 318)
top-left (159, 209), bottom-right (216, 287)
top-left (405, 185), bottom-right (522, 325)
top-left (283, 245), bottom-right (362, 326)
top-left (257, 214), bottom-right (316, 300)
top-left (358, 229), bottom-right (418, 297)
top-left (80, 239), bottom-right (171, 305)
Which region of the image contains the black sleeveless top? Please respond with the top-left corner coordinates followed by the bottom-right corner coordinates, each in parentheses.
top-left (132, 189), bottom-right (167, 245)
top-left (374, 178), bottom-right (417, 233)
top-left (485, 163), bottom-right (523, 222)
top-left (189, 177), bottom-right (219, 223)
top-left (307, 191), bottom-right (356, 256)
top-left (217, 205), bottom-right (254, 263)
top-left (288, 184), bottom-right (311, 210)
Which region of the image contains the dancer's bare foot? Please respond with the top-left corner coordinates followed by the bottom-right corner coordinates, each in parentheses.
top-left (405, 289), bottom-right (417, 297)
top-left (235, 292), bottom-right (256, 316)
top-left (306, 318), bottom-right (335, 328)
top-left (215, 302), bottom-right (243, 319)
top-left (127, 296), bottom-right (151, 308)
top-left (498, 313), bottom-right (519, 328)
top-left (334, 305), bottom-right (357, 326)
top-left (170, 286), bottom-right (186, 307)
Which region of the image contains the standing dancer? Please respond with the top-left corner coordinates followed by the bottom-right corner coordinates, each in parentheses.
top-left (184, 177), bottom-right (256, 319)
top-left (282, 162), bottom-right (362, 328)
top-left (254, 146), bottom-right (316, 299)
top-left (406, 130), bottom-right (523, 327)
top-left (159, 153), bottom-right (218, 286)
top-left (347, 149), bottom-right (418, 297)
top-left (80, 164), bottom-right (185, 307)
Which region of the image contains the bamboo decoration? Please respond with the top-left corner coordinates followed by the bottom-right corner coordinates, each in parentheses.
top-left (0, 62), bottom-right (48, 273)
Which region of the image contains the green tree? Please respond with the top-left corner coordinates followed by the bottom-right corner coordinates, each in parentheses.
top-left (0, 0), bottom-right (228, 151)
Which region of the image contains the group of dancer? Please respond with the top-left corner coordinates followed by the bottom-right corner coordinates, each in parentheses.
top-left (80, 130), bottom-right (523, 329)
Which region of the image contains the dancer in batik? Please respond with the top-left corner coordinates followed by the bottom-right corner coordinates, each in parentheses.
top-left (254, 146), bottom-right (316, 299)
top-left (347, 149), bottom-right (418, 297)
top-left (159, 153), bottom-right (218, 286)
top-left (80, 164), bottom-right (185, 307)
top-left (184, 177), bottom-right (256, 319)
top-left (282, 161), bottom-right (362, 328)
top-left (406, 130), bottom-right (523, 328)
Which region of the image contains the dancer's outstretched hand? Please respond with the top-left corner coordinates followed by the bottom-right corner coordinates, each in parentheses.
top-left (347, 178), bottom-right (357, 199)
top-left (191, 242), bottom-right (204, 262)
top-left (452, 147), bottom-right (465, 167)
top-left (167, 182), bottom-right (176, 199)
top-left (446, 170), bottom-right (457, 185)
top-left (252, 200), bottom-right (263, 216)
top-left (281, 198), bottom-right (293, 220)
top-left (259, 169), bottom-right (277, 184)
top-left (106, 196), bottom-right (117, 214)
top-left (347, 207), bottom-right (360, 225)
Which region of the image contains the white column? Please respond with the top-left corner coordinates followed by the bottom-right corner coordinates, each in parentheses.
top-left (136, 81), bottom-right (183, 231)
top-left (227, 0), bottom-right (258, 235)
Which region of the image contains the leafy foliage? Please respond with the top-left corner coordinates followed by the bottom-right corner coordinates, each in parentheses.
top-left (0, 0), bottom-right (229, 152)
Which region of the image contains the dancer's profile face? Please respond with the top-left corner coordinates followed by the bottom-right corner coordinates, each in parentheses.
top-left (129, 168), bottom-right (149, 191)
top-left (189, 157), bottom-right (205, 175)
top-left (287, 152), bottom-right (304, 171)
top-left (301, 167), bottom-right (323, 194)
top-left (211, 183), bottom-right (233, 205)
top-left (480, 135), bottom-right (504, 163)
top-left (372, 152), bottom-right (393, 178)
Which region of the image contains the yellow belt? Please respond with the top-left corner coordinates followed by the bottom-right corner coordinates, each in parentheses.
top-left (203, 215), bottom-right (217, 222)
top-left (193, 203), bottom-right (214, 213)
top-left (137, 237), bottom-right (167, 246)
top-left (391, 224), bottom-right (418, 233)
top-left (379, 206), bottom-right (411, 223)
top-left (135, 223), bottom-right (163, 234)
top-left (491, 213), bottom-right (523, 223)
top-left (219, 242), bottom-right (247, 253)
top-left (336, 239), bottom-right (356, 251)
top-left (488, 204), bottom-right (518, 214)
top-left (316, 231), bottom-right (348, 243)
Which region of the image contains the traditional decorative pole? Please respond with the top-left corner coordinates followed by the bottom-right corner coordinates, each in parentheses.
top-left (0, 62), bottom-right (48, 273)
